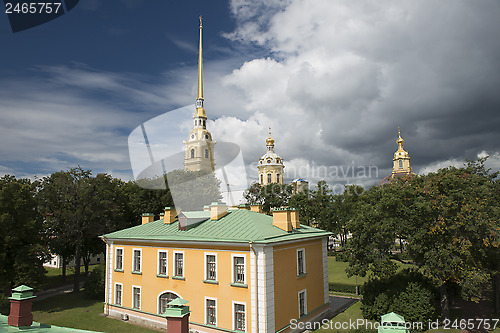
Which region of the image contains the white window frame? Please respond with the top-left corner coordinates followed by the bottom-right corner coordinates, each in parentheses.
top-left (115, 247), bottom-right (124, 270)
top-left (296, 248), bottom-right (306, 276)
top-left (157, 290), bottom-right (181, 314)
top-left (232, 301), bottom-right (247, 332)
top-left (132, 285), bottom-right (141, 310)
top-left (157, 249), bottom-right (168, 276)
top-left (132, 248), bottom-right (142, 273)
top-left (205, 296), bottom-right (217, 326)
top-left (231, 254), bottom-right (246, 284)
top-left (114, 282), bottom-right (123, 306)
top-left (204, 252), bottom-right (218, 281)
top-left (173, 250), bottom-right (185, 278)
top-left (298, 289), bottom-right (307, 317)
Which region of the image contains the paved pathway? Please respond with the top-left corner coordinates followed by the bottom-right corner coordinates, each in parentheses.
top-left (35, 281), bottom-right (85, 301)
top-left (289, 294), bottom-right (359, 333)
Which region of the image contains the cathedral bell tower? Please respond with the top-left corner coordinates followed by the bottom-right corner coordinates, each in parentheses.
top-left (392, 127), bottom-right (411, 175)
top-left (258, 129), bottom-right (284, 185)
top-left (184, 17), bottom-right (215, 172)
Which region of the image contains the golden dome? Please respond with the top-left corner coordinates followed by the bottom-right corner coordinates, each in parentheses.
top-left (396, 127), bottom-right (404, 145)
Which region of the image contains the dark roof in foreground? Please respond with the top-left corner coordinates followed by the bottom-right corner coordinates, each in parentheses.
top-left (103, 209), bottom-right (330, 244)
top-left (0, 315), bottom-right (98, 332)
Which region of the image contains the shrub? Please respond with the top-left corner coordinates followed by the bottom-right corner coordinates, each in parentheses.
top-left (84, 264), bottom-right (105, 300)
top-left (361, 269), bottom-right (437, 331)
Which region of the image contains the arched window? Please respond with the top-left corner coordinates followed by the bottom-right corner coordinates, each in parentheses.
top-left (399, 160), bottom-right (403, 169)
top-left (260, 174), bottom-right (263, 184)
top-left (195, 120), bottom-right (198, 126)
top-left (190, 149), bottom-right (195, 158)
top-left (267, 173), bottom-right (272, 184)
top-left (276, 174), bottom-right (280, 183)
top-left (158, 292), bottom-right (179, 314)
top-left (205, 149), bottom-right (209, 158)
top-left (203, 120), bottom-right (206, 127)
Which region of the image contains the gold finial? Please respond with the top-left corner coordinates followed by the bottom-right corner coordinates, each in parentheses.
top-left (266, 127), bottom-right (274, 145)
top-left (397, 126), bottom-right (404, 147)
top-left (199, 15), bottom-right (203, 28)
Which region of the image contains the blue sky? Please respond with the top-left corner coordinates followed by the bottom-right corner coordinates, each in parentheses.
top-left (1, 0), bottom-right (499, 190)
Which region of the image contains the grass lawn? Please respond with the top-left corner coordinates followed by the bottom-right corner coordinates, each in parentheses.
top-left (32, 292), bottom-right (158, 333)
top-left (37, 266), bottom-right (99, 291)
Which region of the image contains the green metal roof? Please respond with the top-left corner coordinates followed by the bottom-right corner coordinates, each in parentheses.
top-left (0, 315), bottom-right (98, 332)
top-left (103, 209), bottom-right (330, 244)
top-left (381, 312), bottom-right (405, 323)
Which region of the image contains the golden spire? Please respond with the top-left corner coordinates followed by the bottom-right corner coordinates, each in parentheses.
top-left (195, 16), bottom-right (206, 118)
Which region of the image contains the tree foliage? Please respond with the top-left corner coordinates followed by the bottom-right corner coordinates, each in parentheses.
top-left (0, 176), bottom-right (48, 314)
top-left (345, 158), bottom-right (500, 318)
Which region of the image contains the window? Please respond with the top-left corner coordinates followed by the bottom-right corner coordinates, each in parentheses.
top-left (174, 251), bottom-right (184, 277)
top-left (205, 149), bottom-right (209, 158)
top-left (133, 286), bottom-right (141, 310)
top-left (206, 298), bottom-right (217, 325)
top-left (276, 173), bottom-right (280, 183)
top-left (260, 174), bottom-right (263, 183)
top-left (195, 120), bottom-right (198, 126)
top-left (190, 149), bottom-right (195, 158)
top-left (132, 249), bottom-right (141, 272)
top-left (399, 159), bottom-right (403, 168)
top-left (158, 250), bottom-right (167, 276)
top-left (267, 173), bottom-right (272, 183)
top-left (298, 290), bottom-right (307, 317)
top-left (115, 248), bottom-right (123, 270)
top-left (115, 283), bottom-right (122, 306)
top-left (205, 253), bottom-right (217, 281)
top-left (233, 255), bottom-right (245, 284)
top-left (234, 303), bottom-right (246, 331)
top-left (297, 248), bottom-right (306, 276)
top-left (159, 292), bottom-right (179, 314)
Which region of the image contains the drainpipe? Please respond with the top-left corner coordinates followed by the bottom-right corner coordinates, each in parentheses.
top-left (249, 241), bottom-right (259, 333)
top-left (102, 237), bottom-right (110, 316)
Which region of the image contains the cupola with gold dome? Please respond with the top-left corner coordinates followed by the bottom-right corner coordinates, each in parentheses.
top-left (258, 129), bottom-right (284, 185)
top-left (378, 127), bottom-right (414, 186)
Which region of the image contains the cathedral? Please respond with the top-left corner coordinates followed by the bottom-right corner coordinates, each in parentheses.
top-left (378, 128), bottom-right (414, 186)
top-left (183, 17), bottom-right (215, 173)
top-left (257, 129), bottom-right (285, 185)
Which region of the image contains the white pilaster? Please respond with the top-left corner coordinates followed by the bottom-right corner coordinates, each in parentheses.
top-left (322, 237), bottom-right (329, 304)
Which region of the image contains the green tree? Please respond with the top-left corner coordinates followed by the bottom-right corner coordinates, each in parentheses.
top-left (402, 159), bottom-right (499, 318)
top-left (244, 183), bottom-right (292, 214)
top-left (0, 175), bottom-right (48, 313)
top-left (345, 158), bottom-right (499, 319)
top-left (39, 168), bottom-right (129, 292)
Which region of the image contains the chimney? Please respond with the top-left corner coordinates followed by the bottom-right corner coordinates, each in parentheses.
top-left (290, 208), bottom-right (300, 228)
top-left (141, 213), bottom-right (155, 225)
top-left (272, 208), bottom-right (293, 232)
top-left (203, 205), bottom-right (210, 212)
top-left (238, 204), bottom-right (250, 210)
top-left (163, 207), bottom-right (178, 224)
top-left (8, 285), bottom-right (36, 327)
top-left (210, 202), bottom-right (227, 220)
top-left (250, 204), bottom-right (263, 213)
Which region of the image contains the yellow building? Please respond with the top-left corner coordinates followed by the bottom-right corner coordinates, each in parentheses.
top-left (258, 130), bottom-right (285, 185)
top-left (184, 17), bottom-right (215, 172)
top-left (102, 204), bottom-right (331, 332)
top-left (379, 128), bottom-right (414, 186)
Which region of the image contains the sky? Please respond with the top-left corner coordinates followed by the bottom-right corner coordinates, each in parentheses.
top-left (1, 0), bottom-right (499, 192)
